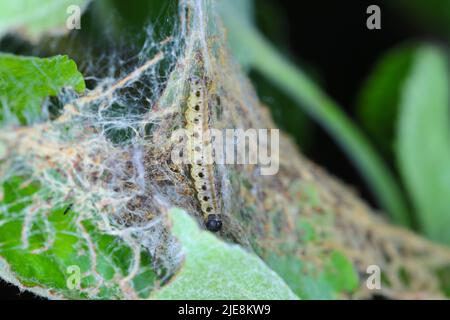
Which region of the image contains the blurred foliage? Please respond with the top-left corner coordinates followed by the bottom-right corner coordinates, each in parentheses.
top-left (249, 0), bottom-right (314, 151)
top-left (222, 0), bottom-right (450, 244)
top-left (154, 209), bottom-right (298, 300)
top-left (357, 42), bottom-right (450, 245)
top-left (396, 46), bottom-right (450, 244)
top-left (0, 47), bottom-right (298, 301)
top-left (357, 44), bottom-right (416, 155)
top-left (0, 0), bottom-right (90, 41)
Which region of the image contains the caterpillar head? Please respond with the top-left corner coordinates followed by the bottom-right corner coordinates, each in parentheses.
top-left (205, 214), bottom-right (222, 232)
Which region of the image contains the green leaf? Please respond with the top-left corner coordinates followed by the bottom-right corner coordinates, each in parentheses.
top-left (396, 46), bottom-right (450, 244)
top-left (265, 250), bottom-right (359, 299)
top-left (0, 0), bottom-right (91, 41)
top-left (219, 2), bottom-right (411, 226)
top-left (218, 0), bottom-right (255, 69)
top-left (153, 208), bottom-right (299, 300)
top-left (323, 251), bottom-right (359, 293)
top-left (0, 176), bottom-right (157, 299)
top-left (357, 44), bottom-right (416, 153)
top-left (0, 54), bottom-right (85, 124)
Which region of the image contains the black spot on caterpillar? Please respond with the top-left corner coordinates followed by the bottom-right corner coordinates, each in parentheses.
top-left (185, 76), bottom-right (222, 232)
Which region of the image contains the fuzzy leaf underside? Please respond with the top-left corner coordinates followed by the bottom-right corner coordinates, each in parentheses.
top-left (153, 209), bottom-right (299, 300)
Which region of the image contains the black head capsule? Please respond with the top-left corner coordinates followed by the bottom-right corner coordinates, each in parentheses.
top-left (205, 214), bottom-right (222, 232)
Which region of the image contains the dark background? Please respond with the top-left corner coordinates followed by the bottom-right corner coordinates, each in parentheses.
top-left (0, 0), bottom-right (444, 300)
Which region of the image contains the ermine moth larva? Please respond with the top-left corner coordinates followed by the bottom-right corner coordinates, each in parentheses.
top-left (185, 76), bottom-right (222, 232)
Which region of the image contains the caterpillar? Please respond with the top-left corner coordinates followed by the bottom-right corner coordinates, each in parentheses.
top-left (185, 76), bottom-right (222, 232)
